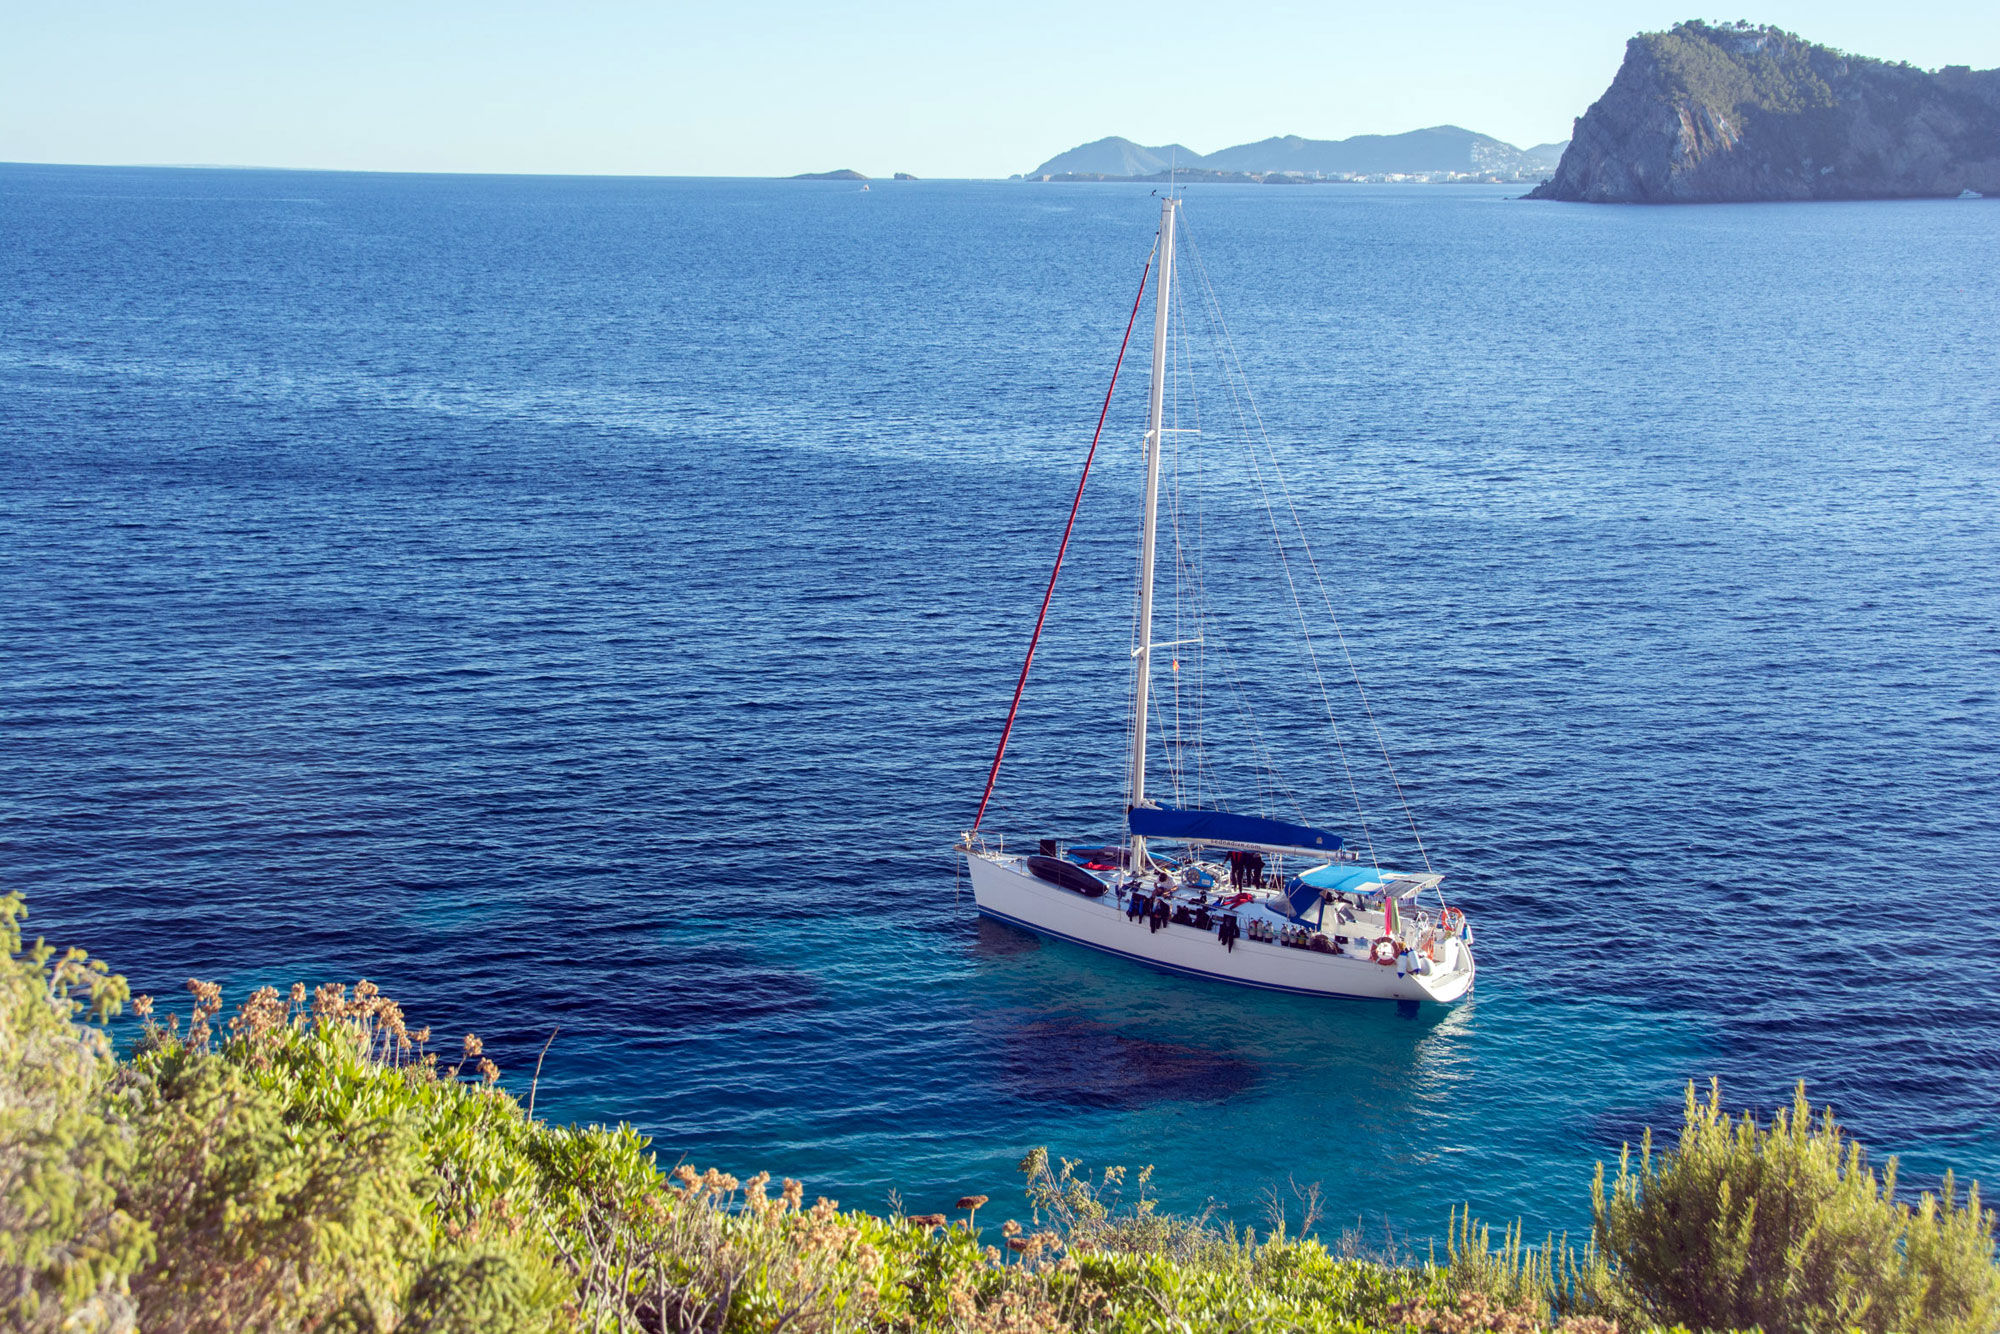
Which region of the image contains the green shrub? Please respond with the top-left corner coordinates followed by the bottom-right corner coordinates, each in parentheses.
top-left (400, 1243), bottom-right (571, 1334)
top-left (1440, 1207), bottom-right (1571, 1314)
top-left (1589, 1078), bottom-right (2000, 1334)
top-left (0, 891), bottom-right (147, 1334)
top-left (118, 981), bottom-right (577, 1334)
top-left (118, 1042), bottom-right (425, 1332)
top-left (1018, 1147), bottom-right (1238, 1267)
top-left (6, 887), bottom-right (1998, 1334)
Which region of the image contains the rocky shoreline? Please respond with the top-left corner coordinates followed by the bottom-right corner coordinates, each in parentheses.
top-left (1531, 21), bottom-right (2000, 203)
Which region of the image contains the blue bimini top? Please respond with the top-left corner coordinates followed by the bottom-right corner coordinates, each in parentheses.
top-left (1283, 861), bottom-right (1402, 920)
top-left (1298, 863), bottom-right (1397, 894)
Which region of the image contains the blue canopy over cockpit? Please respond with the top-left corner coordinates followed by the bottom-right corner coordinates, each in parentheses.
top-left (1287, 862), bottom-right (1443, 921)
top-left (1284, 862), bottom-right (1391, 919)
top-left (1298, 863), bottom-right (1389, 894)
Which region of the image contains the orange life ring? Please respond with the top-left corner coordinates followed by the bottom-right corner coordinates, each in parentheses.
top-left (1441, 906), bottom-right (1466, 935)
top-left (1370, 936), bottom-right (1400, 967)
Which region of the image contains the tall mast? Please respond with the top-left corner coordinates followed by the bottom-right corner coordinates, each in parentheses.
top-left (1129, 196), bottom-right (1177, 874)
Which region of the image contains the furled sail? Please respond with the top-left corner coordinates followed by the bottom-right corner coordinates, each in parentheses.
top-left (1127, 804), bottom-right (1343, 854)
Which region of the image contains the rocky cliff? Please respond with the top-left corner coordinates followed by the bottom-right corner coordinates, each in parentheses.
top-left (1530, 21), bottom-right (2000, 202)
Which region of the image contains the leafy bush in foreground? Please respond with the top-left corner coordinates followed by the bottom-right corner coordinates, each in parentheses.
top-left (3, 887), bottom-right (1997, 1333)
top-left (0, 894), bottom-right (143, 1332)
top-left (1588, 1079), bottom-right (2000, 1334)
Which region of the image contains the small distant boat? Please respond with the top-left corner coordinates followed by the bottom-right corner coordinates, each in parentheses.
top-left (957, 196), bottom-right (1476, 1005)
top-left (861, 183), bottom-right (870, 192)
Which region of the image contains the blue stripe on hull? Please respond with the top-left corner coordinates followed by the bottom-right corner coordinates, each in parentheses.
top-left (975, 904), bottom-right (1457, 1005)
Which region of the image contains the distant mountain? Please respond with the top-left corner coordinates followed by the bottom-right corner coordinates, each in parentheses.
top-left (1531, 21), bottom-right (2000, 202)
top-left (1201, 127), bottom-right (1529, 175)
top-left (1028, 137), bottom-right (1209, 178)
top-left (792, 168), bottom-right (868, 181)
top-left (1026, 127), bottom-right (1562, 181)
top-left (1522, 141), bottom-right (1570, 170)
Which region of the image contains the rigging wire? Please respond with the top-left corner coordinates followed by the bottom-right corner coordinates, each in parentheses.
top-left (1187, 386), bottom-right (1292, 814)
top-left (978, 207), bottom-right (1431, 887)
top-left (1171, 222), bottom-right (1382, 875)
top-left (1180, 216), bottom-right (1434, 874)
top-left (1187, 280), bottom-right (1209, 812)
top-left (970, 240), bottom-right (1158, 836)
top-left (1151, 221), bottom-right (1306, 828)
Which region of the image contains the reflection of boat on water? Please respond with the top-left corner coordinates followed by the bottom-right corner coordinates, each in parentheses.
top-left (956, 196), bottom-right (1475, 1005)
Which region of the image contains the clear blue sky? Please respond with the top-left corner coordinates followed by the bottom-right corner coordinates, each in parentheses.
top-left (4, 2), bottom-right (1995, 178)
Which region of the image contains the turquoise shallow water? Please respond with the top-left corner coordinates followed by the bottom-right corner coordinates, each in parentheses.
top-left (3, 164), bottom-right (1997, 1240)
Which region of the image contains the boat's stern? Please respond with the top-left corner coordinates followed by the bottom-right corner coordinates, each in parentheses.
top-left (1411, 938), bottom-right (1475, 1003)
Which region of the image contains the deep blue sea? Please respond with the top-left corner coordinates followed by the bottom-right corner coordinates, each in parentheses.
top-left (4, 164), bottom-right (1997, 1243)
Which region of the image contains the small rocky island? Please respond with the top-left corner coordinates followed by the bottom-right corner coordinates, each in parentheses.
top-left (791, 168), bottom-right (868, 181)
top-left (1532, 21), bottom-right (2000, 202)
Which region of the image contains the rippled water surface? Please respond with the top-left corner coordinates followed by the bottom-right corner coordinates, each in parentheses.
top-left (4, 164), bottom-right (1997, 1238)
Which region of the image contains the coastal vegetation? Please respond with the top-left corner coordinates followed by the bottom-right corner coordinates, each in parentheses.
top-left (5, 889), bottom-right (1997, 1333)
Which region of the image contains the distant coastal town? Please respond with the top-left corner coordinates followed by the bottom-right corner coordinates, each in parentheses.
top-left (1014, 127), bottom-right (1568, 185)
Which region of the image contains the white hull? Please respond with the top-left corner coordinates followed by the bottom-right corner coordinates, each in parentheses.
top-left (967, 854), bottom-right (1474, 1005)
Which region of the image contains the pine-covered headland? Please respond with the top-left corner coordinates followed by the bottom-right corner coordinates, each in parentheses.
top-left (1531, 21), bottom-right (2000, 202)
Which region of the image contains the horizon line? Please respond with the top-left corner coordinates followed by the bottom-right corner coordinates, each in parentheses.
top-left (0, 159), bottom-right (1559, 183)
top-left (0, 159), bottom-right (998, 181)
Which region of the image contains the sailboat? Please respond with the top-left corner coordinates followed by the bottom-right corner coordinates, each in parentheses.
top-left (956, 196), bottom-right (1476, 1005)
